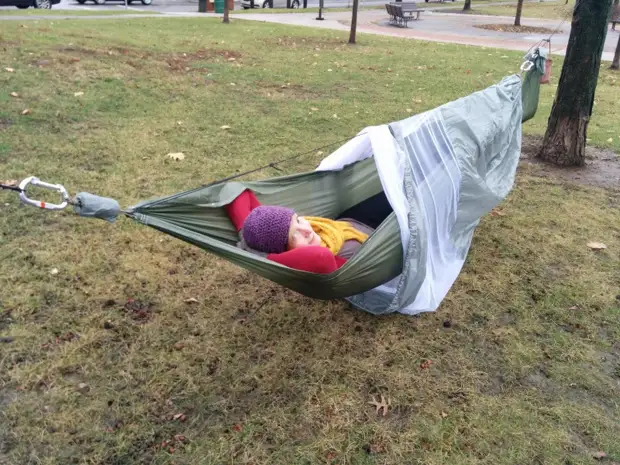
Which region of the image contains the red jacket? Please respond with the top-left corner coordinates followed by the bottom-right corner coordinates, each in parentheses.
top-left (224, 190), bottom-right (347, 274)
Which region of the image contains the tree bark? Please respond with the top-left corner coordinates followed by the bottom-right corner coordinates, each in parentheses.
top-left (463, 0), bottom-right (471, 11)
top-left (223, 0), bottom-right (230, 23)
top-left (349, 0), bottom-right (359, 44)
top-left (612, 33), bottom-right (620, 70)
top-left (538, 0), bottom-right (613, 167)
top-left (514, 0), bottom-right (524, 26)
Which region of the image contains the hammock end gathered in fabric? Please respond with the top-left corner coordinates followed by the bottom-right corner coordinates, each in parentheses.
top-left (72, 192), bottom-right (122, 223)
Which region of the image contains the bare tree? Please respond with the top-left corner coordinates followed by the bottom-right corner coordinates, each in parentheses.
top-left (611, 33), bottom-right (620, 70)
top-left (514, 0), bottom-right (524, 26)
top-left (538, 0), bottom-right (613, 166)
top-left (463, 0), bottom-right (471, 11)
top-left (349, 0), bottom-right (360, 44)
top-left (223, 0), bottom-right (230, 23)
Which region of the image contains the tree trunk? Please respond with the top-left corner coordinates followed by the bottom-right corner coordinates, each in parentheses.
top-left (514, 0), bottom-right (524, 26)
top-left (538, 0), bottom-right (613, 167)
top-left (349, 0), bottom-right (359, 44)
top-left (223, 0), bottom-right (230, 23)
top-left (463, 0), bottom-right (471, 11)
top-left (612, 33), bottom-right (620, 70)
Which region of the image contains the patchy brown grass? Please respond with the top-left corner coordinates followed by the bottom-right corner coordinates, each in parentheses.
top-left (0, 16), bottom-right (619, 465)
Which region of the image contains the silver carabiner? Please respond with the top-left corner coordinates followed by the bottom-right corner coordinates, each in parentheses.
top-left (520, 60), bottom-right (534, 72)
top-left (18, 176), bottom-right (69, 210)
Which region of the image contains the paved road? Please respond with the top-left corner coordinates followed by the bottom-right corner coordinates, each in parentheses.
top-left (0, 0), bottom-right (410, 13)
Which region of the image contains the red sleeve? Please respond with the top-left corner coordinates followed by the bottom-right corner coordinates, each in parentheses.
top-left (268, 246), bottom-right (347, 274)
top-left (225, 190), bottom-right (262, 232)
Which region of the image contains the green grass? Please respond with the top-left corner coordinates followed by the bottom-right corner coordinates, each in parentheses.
top-left (473, 0), bottom-right (575, 21)
top-left (1, 16), bottom-right (620, 465)
top-left (0, 8), bottom-right (157, 15)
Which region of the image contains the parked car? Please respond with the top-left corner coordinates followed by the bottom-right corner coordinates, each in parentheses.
top-left (75, 0), bottom-right (152, 4)
top-left (1, 0), bottom-right (60, 9)
top-left (241, 0), bottom-right (301, 9)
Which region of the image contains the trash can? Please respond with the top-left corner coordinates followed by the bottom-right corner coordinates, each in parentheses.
top-left (214, 0), bottom-right (224, 13)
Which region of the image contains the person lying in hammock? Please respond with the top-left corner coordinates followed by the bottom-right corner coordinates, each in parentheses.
top-left (225, 189), bottom-right (392, 274)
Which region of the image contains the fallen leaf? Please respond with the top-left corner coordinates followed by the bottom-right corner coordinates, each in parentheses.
top-left (50, 268), bottom-right (59, 276)
top-left (172, 413), bottom-right (185, 421)
top-left (441, 411), bottom-right (448, 418)
top-left (220, 125), bottom-right (231, 130)
top-left (228, 57), bottom-right (236, 61)
top-left (587, 242), bottom-right (607, 250)
top-left (310, 107), bottom-right (319, 111)
top-left (167, 152), bottom-right (185, 161)
top-left (568, 305), bottom-right (579, 310)
top-left (593, 452), bottom-right (607, 460)
top-left (368, 394), bottom-right (391, 416)
top-left (327, 69), bottom-right (333, 72)
top-left (5, 68), bottom-right (14, 73)
top-left (173, 342), bottom-right (185, 350)
top-left (184, 297), bottom-right (199, 304)
top-left (420, 359), bottom-right (432, 369)
top-left (229, 82), bottom-right (236, 86)
top-left (10, 92), bottom-right (19, 98)
top-left (316, 151), bottom-right (324, 156)
top-left (406, 108), bottom-right (413, 112)
top-left (77, 382), bottom-right (89, 393)
top-left (490, 208), bottom-right (506, 217)
top-left (232, 424), bottom-right (242, 432)
top-left (2, 179), bottom-right (18, 187)
top-left (21, 109), bottom-right (30, 115)
top-left (168, 447), bottom-right (175, 453)
top-left (332, 114), bottom-right (338, 119)
top-left (70, 57), bottom-right (80, 63)
top-left (74, 91), bottom-right (84, 97)
top-left (173, 434), bottom-right (186, 442)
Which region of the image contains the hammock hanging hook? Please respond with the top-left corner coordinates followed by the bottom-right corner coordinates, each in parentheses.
top-left (18, 176), bottom-right (70, 211)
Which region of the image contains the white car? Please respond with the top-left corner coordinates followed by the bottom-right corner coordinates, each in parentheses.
top-left (241, 0), bottom-right (302, 8)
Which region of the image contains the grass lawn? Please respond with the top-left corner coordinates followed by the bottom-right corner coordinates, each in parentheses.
top-left (472, 0), bottom-right (575, 21)
top-left (0, 8), bottom-right (157, 15)
top-left (1, 16), bottom-right (620, 465)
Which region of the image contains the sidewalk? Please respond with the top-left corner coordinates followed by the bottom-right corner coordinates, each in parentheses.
top-left (232, 8), bottom-right (618, 61)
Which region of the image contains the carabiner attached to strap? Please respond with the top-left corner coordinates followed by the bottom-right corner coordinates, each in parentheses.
top-left (520, 60), bottom-right (534, 72)
top-left (18, 176), bottom-right (69, 210)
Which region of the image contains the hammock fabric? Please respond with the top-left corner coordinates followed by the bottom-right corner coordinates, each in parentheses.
top-left (124, 67), bottom-right (543, 316)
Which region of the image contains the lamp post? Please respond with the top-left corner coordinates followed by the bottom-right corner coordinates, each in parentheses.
top-left (316, 0), bottom-right (324, 20)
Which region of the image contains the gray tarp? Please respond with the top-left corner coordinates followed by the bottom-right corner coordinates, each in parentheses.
top-left (128, 74), bottom-right (524, 315)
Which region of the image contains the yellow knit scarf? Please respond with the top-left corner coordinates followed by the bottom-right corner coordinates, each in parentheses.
top-left (305, 217), bottom-right (369, 255)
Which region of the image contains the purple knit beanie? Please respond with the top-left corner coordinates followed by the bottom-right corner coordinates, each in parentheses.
top-left (242, 205), bottom-right (295, 254)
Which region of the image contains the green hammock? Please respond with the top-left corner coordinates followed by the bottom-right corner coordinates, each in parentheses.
top-left (122, 62), bottom-right (544, 316)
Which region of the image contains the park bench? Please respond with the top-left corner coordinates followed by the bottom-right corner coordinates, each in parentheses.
top-left (385, 2), bottom-right (424, 28)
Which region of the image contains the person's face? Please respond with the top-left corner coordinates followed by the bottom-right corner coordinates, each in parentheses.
top-left (288, 214), bottom-right (321, 249)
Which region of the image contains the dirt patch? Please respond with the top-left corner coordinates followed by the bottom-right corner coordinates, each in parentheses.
top-left (520, 135), bottom-right (620, 190)
top-left (522, 368), bottom-right (552, 390)
top-left (263, 36), bottom-right (348, 50)
top-left (122, 298), bottom-right (155, 322)
top-left (0, 118), bottom-right (12, 131)
top-left (475, 24), bottom-right (560, 34)
top-left (256, 81), bottom-right (318, 100)
top-left (57, 45), bottom-right (102, 56)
